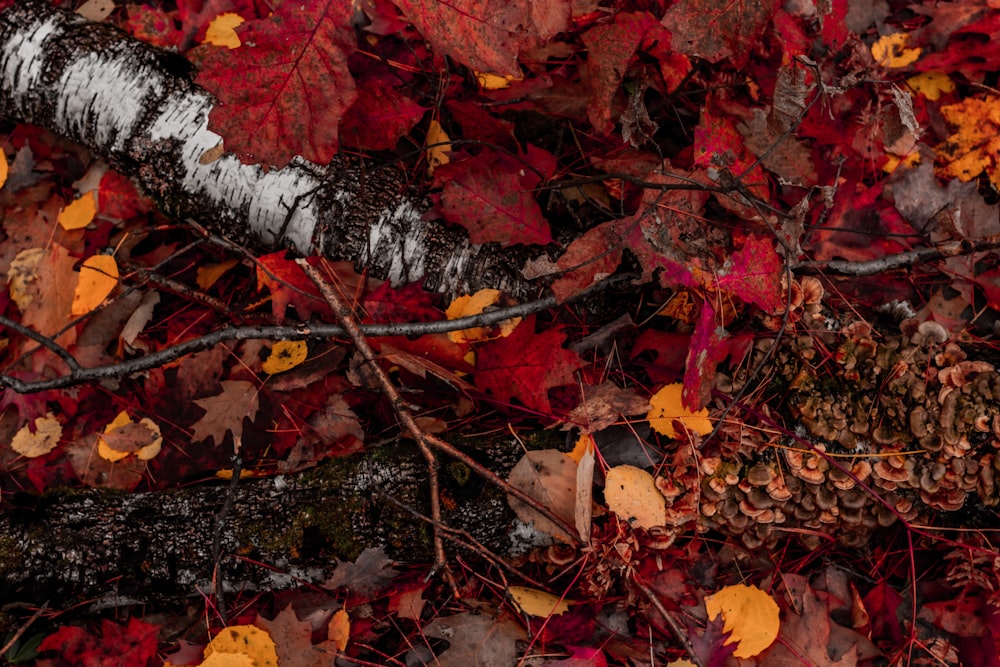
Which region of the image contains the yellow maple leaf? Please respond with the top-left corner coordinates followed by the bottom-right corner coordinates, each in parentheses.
top-left (907, 72), bottom-right (954, 101)
top-left (262, 339), bottom-right (308, 374)
top-left (204, 12), bottom-right (245, 49)
top-left (871, 33), bottom-right (920, 68)
top-left (705, 584), bottom-right (780, 658)
top-left (646, 383), bottom-right (713, 438)
top-left (200, 625), bottom-right (278, 667)
top-left (937, 95), bottom-right (1000, 189)
top-left (72, 254), bottom-right (119, 315)
top-left (58, 191), bottom-right (97, 230)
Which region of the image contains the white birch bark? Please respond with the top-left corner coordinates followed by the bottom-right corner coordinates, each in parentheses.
top-left (0, 0), bottom-right (544, 297)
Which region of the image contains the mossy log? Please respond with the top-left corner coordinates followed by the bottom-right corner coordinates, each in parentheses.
top-left (0, 433), bottom-right (542, 608)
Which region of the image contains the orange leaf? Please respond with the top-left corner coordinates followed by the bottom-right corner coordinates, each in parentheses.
top-left (72, 254), bottom-right (119, 315)
top-left (58, 191), bottom-right (97, 230)
top-left (705, 584), bottom-right (780, 658)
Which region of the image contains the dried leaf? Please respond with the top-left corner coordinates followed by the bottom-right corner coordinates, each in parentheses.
top-left (191, 380), bottom-right (260, 445)
top-left (507, 449), bottom-right (577, 542)
top-left (11, 413), bottom-right (62, 458)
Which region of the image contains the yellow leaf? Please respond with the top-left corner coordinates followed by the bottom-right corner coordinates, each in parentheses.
top-left (201, 625), bottom-right (279, 667)
top-left (426, 119), bottom-right (451, 175)
top-left (0, 151), bottom-right (7, 190)
top-left (871, 33), bottom-right (920, 68)
top-left (445, 288), bottom-right (520, 343)
top-left (97, 411), bottom-right (162, 462)
top-left (937, 95), bottom-right (1000, 188)
top-left (262, 340), bottom-right (308, 374)
top-left (204, 12), bottom-right (244, 49)
top-left (475, 71), bottom-right (521, 90)
top-left (58, 191), bottom-right (97, 230)
top-left (604, 464), bottom-right (666, 529)
top-left (508, 586), bottom-right (570, 617)
top-left (646, 383), bottom-right (712, 438)
top-left (197, 259), bottom-right (238, 289)
top-left (705, 584), bottom-right (780, 658)
top-left (907, 72), bottom-right (954, 101)
top-left (72, 254), bottom-right (119, 315)
top-left (328, 609), bottom-right (350, 651)
top-left (11, 413), bottom-right (62, 458)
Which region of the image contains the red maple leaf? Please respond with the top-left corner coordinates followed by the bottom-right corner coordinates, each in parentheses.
top-left (582, 12), bottom-right (671, 136)
top-left (39, 618), bottom-right (160, 667)
top-left (435, 148), bottom-right (553, 247)
top-left (340, 71), bottom-right (427, 151)
top-left (474, 316), bottom-right (582, 415)
top-left (196, 1), bottom-right (357, 167)
top-left (392, 0), bottom-right (569, 76)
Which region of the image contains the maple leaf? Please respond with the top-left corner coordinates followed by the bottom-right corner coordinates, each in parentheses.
top-left (340, 71), bottom-right (427, 151)
top-left (39, 618), bottom-right (159, 667)
top-left (256, 605), bottom-right (342, 667)
top-left (191, 379), bottom-right (260, 445)
top-left (937, 95), bottom-right (1000, 189)
top-left (661, 0), bottom-right (777, 67)
top-left (582, 12), bottom-right (671, 136)
top-left (523, 219), bottom-right (624, 303)
top-left (391, 0), bottom-right (569, 76)
top-left (435, 148), bottom-right (553, 247)
top-left (324, 547), bottom-right (399, 596)
top-left (196, 1), bottom-right (357, 167)
top-left (473, 316), bottom-right (582, 415)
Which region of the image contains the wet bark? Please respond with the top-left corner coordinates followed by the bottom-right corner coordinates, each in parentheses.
top-left (0, 433), bottom-right (544, 608)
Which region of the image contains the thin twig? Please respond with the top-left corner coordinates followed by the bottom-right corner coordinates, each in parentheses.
top-left (634, 581), bottom-right (706, 667)
top-left (297, 258), bottom-right (456, 591)
top-left (0, 601), bottom-right (48, 659)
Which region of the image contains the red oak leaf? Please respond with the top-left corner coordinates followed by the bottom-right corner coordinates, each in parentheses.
top-left (436, 148), bottom-right (553, 247)
top-left (474, 316), bottom-right (583, 415)
top-left (341, 71), bottom-right (427, 151)
top-left (392, 0), bottom-right (569, 76)
top-left (197, 1), bottom-right (357, 167)
top-left (661, 0), bottom-right (777, 67)
top-left (582, 12), bottom-right (670, 136)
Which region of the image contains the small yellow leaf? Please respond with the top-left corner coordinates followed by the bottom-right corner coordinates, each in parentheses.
top-left (197, 259), bottom-right (238, 290)
top-left (328, 609), bottom-right (350, 651)
top-left (201, 625), bottom-right (279, 667)
top-left (445, 288), bottom-right (520, 343)
top-left (97, 411), bottom-right (162, 462)
top-left (906, 72), bottom-right (954, 101)
top-left (262, 340), bottom-right (308, 374)
top-left (426, 119), bottom-right (451, 175)
top-left (705, 584), bottom-right (780, 658)
top-left (508, 586), bottom-right (570, 617)
top-left (11, 413), bottom-right (62, 458)
top-left (0, 151), bottom-right (8, 190)
top-left (58, 191), bottom-right (98, 230)
top-left (204, 12), bottom-right (244, 48)
top-left (646, 383), bottom-right (712, 438)
top-left (871, 33), bottom-right (920, 68)
top-left (604, 464), bottom-right (666, 529)
top-left (475, 71), bottom-right (521, 90)
top-left (72, 254), bottom-right (119, 315)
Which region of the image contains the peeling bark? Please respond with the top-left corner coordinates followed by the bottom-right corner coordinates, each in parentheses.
top-left (0, 0), bottom-right (545, 298)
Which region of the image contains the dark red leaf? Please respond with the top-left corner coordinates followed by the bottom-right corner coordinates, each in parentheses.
top-left (340, 71), bottom-right (426, 151)
top-left (196, 1), bottom-right (357, 167)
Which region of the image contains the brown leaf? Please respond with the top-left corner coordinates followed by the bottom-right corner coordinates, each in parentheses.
top-left (191, 380), bottom-right (260, 445)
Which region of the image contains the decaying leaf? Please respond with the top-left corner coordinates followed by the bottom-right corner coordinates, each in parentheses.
top-left (97, 410), bottom-right (162, 462)
top-left (11, 413), bottom-right (62, 458)
top-left (507, 449), bottom-right (577, 543)
top-left (191, 380), bottom-right (260, 445)
top-left (704, 584), bottom-right (780, 659)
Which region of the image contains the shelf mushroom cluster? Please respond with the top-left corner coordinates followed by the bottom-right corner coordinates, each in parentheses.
top-left (697, 318), bottom-right (1000, 549)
